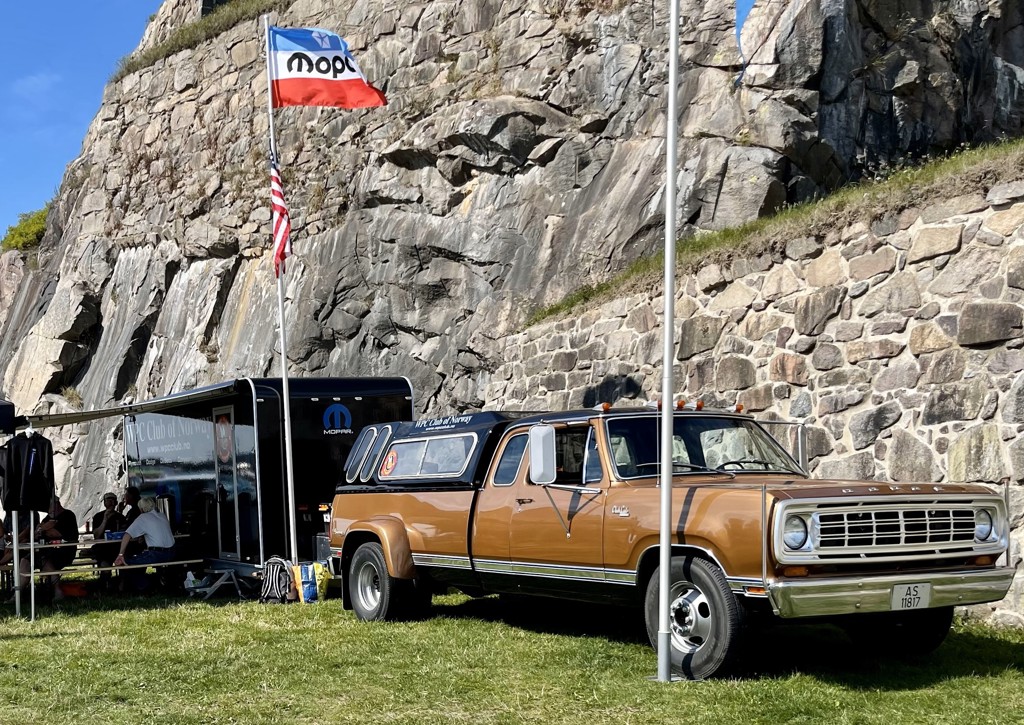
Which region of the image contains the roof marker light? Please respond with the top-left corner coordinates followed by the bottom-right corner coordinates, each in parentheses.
top-left (735, 403), bottom-right (744, 413)
top-left (695, 400), bottom-right (704, 411)
top-left (601, 402), bottom-right (612, 413)
top-left (675, 400), bottom-right (686, 411)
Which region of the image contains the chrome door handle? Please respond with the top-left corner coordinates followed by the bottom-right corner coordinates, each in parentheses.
top-left (516, 498), bottom-right (533, 505)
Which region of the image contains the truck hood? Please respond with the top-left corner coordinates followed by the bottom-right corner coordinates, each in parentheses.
top-left (766, 478), bottom-right (998, 500)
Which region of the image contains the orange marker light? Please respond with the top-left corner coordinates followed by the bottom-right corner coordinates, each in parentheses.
top-left (601, 402), bottom-right (612, 413)
top-left (782, 566), bottom-right (809, 577)
top-left (675, 400), bottom-right (686, 410)
top-left (695, 400), bottom-right (704, 410)
top-left (735, 403), bottom-right (744, 413)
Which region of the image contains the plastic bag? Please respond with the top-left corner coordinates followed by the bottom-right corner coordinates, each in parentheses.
top-left (314, 560), bottom-right (331, 601)
top-left (290, 561), bottom-right (330, 603)
top-left (292, 562), bottom-right (321, 603)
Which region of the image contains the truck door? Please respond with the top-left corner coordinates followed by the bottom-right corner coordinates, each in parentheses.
top-left (507, 424), bottom-right (605, 592)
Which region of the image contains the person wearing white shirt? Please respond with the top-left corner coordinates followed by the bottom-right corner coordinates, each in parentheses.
top-left (114, 497), bottom-right (175, 590)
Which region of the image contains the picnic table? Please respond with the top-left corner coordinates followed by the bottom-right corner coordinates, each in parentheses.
top-left (2, 534), bottom-right (203, 619)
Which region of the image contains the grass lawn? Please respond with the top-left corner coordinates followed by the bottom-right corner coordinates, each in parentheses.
top-left (0, 592), bottom-right (1021, 724)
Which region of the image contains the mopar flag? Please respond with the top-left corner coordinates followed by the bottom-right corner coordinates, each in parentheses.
top-left (268, 26), bottom-right (387, 109)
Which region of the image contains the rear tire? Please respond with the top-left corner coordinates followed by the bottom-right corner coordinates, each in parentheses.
top-left (644, 556), bottom-right (743, 680)
top-left (349, 542), bottom-right (401, 621)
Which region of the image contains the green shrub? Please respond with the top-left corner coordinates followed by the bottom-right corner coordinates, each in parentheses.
top-left (1, 206), bottom-right (48, 252)
top-left (111, 0), bottom-right (291, 82)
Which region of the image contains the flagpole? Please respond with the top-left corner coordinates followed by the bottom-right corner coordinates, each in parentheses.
top-left (263, 13), bottom-right (300, 565)
top-left (657, 0), bottom-right (681, 683)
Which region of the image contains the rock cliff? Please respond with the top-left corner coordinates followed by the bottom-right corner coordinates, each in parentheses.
top-left (0, 0), bottom-right (1022, 587)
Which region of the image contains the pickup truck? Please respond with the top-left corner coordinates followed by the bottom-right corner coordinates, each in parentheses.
top-left (328, 405), bottom-right (1014, 679)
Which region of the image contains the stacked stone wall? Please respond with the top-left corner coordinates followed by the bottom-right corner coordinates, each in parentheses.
top-left (485, 184), bottom-right (1024, 625)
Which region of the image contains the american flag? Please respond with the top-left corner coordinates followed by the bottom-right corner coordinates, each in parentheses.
top-left (271, 155), bottom-right (292, 277)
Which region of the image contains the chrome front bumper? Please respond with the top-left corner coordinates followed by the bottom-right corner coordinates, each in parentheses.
top-left (768, 567), bottom-right (1016, 618)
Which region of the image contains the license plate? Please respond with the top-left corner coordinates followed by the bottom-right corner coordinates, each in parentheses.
top-left (890, 583), bottom-right (931, 610)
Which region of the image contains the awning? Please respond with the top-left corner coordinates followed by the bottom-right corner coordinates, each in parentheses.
top-left (13, 380), bottom-right (246, 430)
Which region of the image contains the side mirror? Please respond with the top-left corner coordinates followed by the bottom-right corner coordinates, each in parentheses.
top-left (528, 425), bottom-right (557, 485)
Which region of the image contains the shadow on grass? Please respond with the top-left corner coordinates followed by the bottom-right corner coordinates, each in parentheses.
top-left (733, 620), bottom-right (1024, 688)
top-left (0, 585), bottom-right (250, 620)
top-left (431, 595), bottom-right (1023, 687)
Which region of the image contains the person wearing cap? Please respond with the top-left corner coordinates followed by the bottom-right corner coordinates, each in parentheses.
top-left (92, 492), bottom-right (127, 538)
top-left (90, 492), bottom-right (126, 586)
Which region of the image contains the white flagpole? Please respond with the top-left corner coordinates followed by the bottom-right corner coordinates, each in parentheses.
top-left (657, 0), bottom-right (681, 683)
top-left (262, 14), bottom-right (300, 565)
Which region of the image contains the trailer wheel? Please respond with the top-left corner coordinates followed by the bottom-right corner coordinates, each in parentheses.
top-left (349, 542), bottom-right (402, 621)
top-left (644, 556), bottom-right (743, 680)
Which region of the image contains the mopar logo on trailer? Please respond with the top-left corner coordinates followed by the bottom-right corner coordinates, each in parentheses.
top-left (323, 403), bottom-right (353, 435)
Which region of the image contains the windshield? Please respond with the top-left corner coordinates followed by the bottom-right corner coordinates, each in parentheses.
top-left (605, 415), bottom-right (802, 479)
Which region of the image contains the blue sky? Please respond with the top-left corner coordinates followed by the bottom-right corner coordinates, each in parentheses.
top-left (0, 1), bottom-right (162, 236)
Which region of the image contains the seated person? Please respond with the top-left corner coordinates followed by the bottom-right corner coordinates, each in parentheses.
top-left (114, 497), bottom-right (175, 591)
top-left (118, 485), bottom-right (142, 526)
top-left (0, 511), bottom-right (30, 565)
top-left (19, 497), bottom-right (79, 598)
top-left (90, 492), bottom-right (127, 584)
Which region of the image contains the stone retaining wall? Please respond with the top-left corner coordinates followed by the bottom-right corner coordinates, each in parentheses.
top-left (484, 183), bottom-right (1024, 626)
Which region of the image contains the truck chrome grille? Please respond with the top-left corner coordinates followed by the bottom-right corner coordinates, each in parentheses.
top-left (775, 495), bottom-right (1005, 566)
top-left (817, 507), bottom-right (975, 549)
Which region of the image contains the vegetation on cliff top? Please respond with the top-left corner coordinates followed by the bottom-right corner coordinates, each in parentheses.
top-left (1, 205), bottom-right (48, 252)
top-left (111, 0), bottom-right (290, 83)
top-left (528, 137), bottom-right (1024, 326)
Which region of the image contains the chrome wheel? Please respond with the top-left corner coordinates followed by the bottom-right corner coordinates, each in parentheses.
top-left (668, 581), bottom-right (713, 654)
top-left (354, 559), bottom-right (382, 613)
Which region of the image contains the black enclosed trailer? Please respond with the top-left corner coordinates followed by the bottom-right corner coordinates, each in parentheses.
top-left (20, 377), bottom-right (414, 571)
top-left (122, 377), bottom-right (414, 568)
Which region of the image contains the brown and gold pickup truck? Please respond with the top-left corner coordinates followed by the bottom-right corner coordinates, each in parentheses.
top-left (329, 406), bottom-right (1014, 679)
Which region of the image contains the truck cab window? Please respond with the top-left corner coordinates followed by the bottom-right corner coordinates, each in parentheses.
top-left (492, 434), bottom-right (527, 486)
top-left (554, 428), bottom-right (588, 485)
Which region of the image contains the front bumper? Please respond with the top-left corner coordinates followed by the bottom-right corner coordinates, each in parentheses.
top-left (769, 566), bottom-right (1016, 618)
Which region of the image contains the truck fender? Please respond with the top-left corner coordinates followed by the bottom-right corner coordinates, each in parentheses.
top-left (342, 517), bottom-right (416, 580)
top-left (635, 542), bottom-right (737, 592)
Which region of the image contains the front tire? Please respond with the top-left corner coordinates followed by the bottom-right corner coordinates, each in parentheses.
top-left (644, 556), bottom-right (743, 680)
top-left (349, 542), bottom-right (401, 621)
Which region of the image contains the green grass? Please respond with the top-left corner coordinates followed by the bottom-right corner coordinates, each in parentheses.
top-left (111, 0), bottom-right (291, 83)
top-left (529, 136), bottom-right (1024, 326)
top-left (1, 593), bottom-right (1022, 724)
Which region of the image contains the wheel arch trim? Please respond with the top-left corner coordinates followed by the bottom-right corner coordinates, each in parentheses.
top-left (342, 518), bottom-right (416, 579)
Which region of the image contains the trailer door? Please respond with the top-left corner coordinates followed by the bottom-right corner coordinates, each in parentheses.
top-left (213, 406), bottom-right (240, 560)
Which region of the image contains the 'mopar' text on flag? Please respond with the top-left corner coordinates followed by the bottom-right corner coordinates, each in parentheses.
top-left (268, 26), bottom-right (387, 109)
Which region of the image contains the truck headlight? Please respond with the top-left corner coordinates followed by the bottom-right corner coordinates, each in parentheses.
top-left (783, 515), bottom-right (809, 549)
top-left (974, 509), bottom-right (994, 541)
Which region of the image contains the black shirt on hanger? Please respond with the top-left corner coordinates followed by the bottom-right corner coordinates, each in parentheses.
top-left (2, 433), bottom-right (56, 513)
